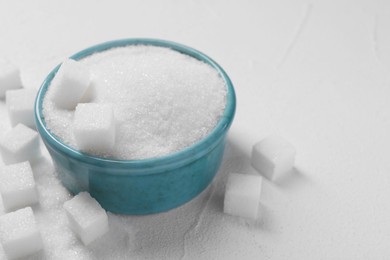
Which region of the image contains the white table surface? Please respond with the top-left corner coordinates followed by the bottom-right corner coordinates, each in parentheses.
top-left (1, 0), bottom-right (390, 259)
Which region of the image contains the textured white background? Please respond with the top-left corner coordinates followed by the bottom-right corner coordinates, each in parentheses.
top-left (1, 0), bottom-right (390, 259)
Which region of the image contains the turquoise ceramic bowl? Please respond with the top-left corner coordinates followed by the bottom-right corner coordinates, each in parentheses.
top-left (35, 38), bottom-right (236, 215)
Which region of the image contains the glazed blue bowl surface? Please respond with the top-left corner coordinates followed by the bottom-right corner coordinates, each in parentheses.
top-left (35, 38), bottom-right (236, 215)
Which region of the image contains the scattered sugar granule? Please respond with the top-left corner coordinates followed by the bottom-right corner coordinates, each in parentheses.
top-left (43, 45), bottom-right (227, 160)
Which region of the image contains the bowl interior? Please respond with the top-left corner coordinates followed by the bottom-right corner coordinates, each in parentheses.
top-left (35, 38), bottom-right (236, 173)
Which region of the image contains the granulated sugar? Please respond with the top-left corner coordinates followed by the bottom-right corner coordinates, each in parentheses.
top-left (42, 46), bottom-right (227, 159)
top-left (0, 143), bottom-right (243, 260)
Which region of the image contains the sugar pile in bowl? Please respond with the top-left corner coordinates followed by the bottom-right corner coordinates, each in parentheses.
top-left (42, 45), bottom-right (227, 159)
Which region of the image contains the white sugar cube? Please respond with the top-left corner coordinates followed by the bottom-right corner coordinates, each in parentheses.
top-left (6, 88), bottom-right (37, 128)
top-left (0, 207), bottom-right (43, 259)
top-left (252, 135), bottom-right (296, 181)
top-left (224, 173), bottom-right (263, 220)
top-left (73, 103), bottom-right (115, 153)
top-left (0, 124), bottom-right (41, 165)
top-left (79, 76), bottom-right (97, 103)
top-left (0, 59), bottom-right (22, 99)
top-left (51, 59), bottom-right (91, 109)
top-left (0, 162), bottom-right (39, 212)
top-left (63, 192), bottom-right (108, 245)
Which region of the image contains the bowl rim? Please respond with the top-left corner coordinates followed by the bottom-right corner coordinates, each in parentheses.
top-left (35, 38), bottom-right (236, 172)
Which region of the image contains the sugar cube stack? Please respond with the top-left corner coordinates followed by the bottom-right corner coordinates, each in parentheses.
top-left (0, 207), bottom-right (43, 259)
top-left (63, 192), bottom-right (109, 245)
top-left (6, 88), bottom-right (37, 128)
top-left (224, 173), bottom-right (263, 220)
top-left (0, 161), bottom-right (39, 212)
top-left (0, 59), bottom-right (22, 99)
top-left (0, 124), bottom-right (41, 165)
top-left (251, 135), bottom-right (296, 181)
top-left (50, 59), bottom-right (91, 109)
top-left (73, 103), bottom-right (115, 153)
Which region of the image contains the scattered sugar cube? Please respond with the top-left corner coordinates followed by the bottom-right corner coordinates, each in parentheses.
top-left (63, 192), bottom-right (109, 245)
top-left (73, 103), bottom-right (115, 153)
top-left (0, 59), bottom-right (22, 99)
top-left (0, 124), bottom-right (41, 165)
top-left (0, 207), bottom-right (43, 259)
top-left (51, 59), bottom-right (91, 109)
top-left (224, 173), bottom-right (263, 220)
top-left (251, 135), bottom-right (296, 181)
top-left (6, 88), bottom-right (37, 128)
top-left (0, 162), bottom-right (39, 212)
